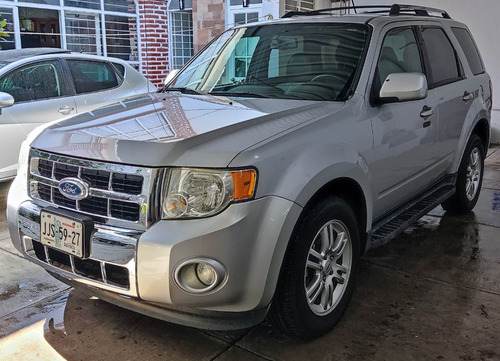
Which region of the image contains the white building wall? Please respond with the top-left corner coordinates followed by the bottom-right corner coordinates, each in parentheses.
top-left (355, 0), bottom-right (500, 143)
top-left (262, 0), bottom-right (280, 20)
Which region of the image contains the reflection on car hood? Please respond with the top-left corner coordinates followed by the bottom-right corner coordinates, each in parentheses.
top-left (32, 92), bottom-right (344, 167)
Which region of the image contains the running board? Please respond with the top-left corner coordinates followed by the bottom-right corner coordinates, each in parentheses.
top-left (368, 178), bottom-right (456, 250)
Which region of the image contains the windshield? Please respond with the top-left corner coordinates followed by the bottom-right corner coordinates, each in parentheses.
top-left (170, 23), bottom-right (368, 101)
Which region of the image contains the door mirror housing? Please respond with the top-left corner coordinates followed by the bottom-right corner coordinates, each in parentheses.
top-left (379, 73), bottom-right (428, 103)
top-left (0, 92), bottom-right (14, 114)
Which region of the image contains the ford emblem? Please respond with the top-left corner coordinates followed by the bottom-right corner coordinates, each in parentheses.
top-left (58, 178), bottom-right (89, 200)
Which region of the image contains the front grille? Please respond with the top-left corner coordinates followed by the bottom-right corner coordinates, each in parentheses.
top-left (110, 200), bottom-right (141, 221)
top-left (112, 173), bottom-right (143, 194)
top-left (32, 240), bottom-right (130, 289)
top-left (23, 150), bottom-right (160, 296)
top-left (29, 150), bottom-right (153, 226)
top-left (81, 168), bottom-right (110, 189)
top-left (54, 162), bottom-right (78, 179)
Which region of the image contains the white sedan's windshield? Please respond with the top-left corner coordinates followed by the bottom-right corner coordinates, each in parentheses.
top-left (170, 23), bottom-right (369, 101)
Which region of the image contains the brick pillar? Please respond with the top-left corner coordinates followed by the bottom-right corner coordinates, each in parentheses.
top-left (192, 0), bottom-right (226, 53)
top-left (137, 0), bottom-right (169, 87)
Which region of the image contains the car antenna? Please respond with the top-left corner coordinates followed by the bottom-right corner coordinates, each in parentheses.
top-left (352, 0), bottom-right (357, 14)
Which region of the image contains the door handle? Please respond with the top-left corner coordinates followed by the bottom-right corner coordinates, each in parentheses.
top-left (420, 105), bottom-right (434, 120)
top-left (462, 91), bottom-right (474, 102)
top-left (58, 106), bottom-right (75, 115)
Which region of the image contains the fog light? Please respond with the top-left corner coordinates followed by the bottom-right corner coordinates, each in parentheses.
top-left (174, 258), bottom-right (227, 294)
top-left (196, 263), bottom-right (216, 286)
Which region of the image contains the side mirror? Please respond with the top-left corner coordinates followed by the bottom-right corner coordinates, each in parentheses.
top-left (164, 69), bottom-right (180, 86)
top-left (379, 73), bottom-right (428, 103)
top-left (0, 92), bottom-right (14, 115)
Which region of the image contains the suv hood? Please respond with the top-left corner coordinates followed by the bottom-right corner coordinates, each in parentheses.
top-left (31, 92), bottom-right (344, 167)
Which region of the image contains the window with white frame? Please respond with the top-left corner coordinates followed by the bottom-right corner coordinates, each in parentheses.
top-left (227, 0), bottom-right (263, 29)
top-left (168, 0), bottom-right (194, 70)
top-left (0, 7), bottom-right (15, 50)
top-left (65, 13), bottom-right (100, 55)
top-left (0, 0), bottom-right (139, 66)
top-left (284, 0), bottom-right (314, 12)
top-left (234, 12), bottom-right (259, 26)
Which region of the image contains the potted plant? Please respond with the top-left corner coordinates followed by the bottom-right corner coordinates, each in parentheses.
top-left (0, 15), bottom-right (9, 50)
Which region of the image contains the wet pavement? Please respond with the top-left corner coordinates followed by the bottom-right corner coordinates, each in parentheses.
top-left (0, 147), bottom-right (499, 361)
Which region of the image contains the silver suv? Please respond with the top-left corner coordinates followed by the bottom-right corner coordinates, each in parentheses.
top-left (7, 4), bottom-right (492, 338)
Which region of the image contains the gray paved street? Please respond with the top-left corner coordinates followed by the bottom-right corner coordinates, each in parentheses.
top-left (0, 147), bottom-right (499, 360)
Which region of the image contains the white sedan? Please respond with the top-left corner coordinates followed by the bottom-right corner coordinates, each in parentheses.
top-left (0, 48), bottom-right (156, 182)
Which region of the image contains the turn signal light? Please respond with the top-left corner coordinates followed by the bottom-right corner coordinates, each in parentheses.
top-left (231, 169), bottom-right (256, 200)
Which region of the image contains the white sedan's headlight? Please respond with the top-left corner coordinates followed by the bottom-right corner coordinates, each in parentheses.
top-left (162, 168), bottom-right (257, 219)
top-left (17, 120), bottom-right (61, 193)
top-left (16, 138), bottom-right (31, 193)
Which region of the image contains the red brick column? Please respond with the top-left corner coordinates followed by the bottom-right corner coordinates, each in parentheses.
top-left (137, 0), bottom-right (169, 86)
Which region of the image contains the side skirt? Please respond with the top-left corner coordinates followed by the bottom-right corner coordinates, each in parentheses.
top-left (366, 175), bottom-right (457, 251)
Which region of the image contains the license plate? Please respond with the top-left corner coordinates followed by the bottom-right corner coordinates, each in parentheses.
top-left (40, 209), bottom-right (91, 258)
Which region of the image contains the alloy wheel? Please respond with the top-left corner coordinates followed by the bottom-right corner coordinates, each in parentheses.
top-left (466, 146), bottom-right (482, 201)
top-left (304, 220), bottom-right (352, 316)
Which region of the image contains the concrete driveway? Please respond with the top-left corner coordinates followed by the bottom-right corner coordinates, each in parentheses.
top-left (1, 147), bottom-right (499, 361)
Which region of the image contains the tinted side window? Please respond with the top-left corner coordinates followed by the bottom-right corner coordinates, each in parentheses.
top-left (0, 61), bottom-right (65, 102)
top-left (451, 27), bottom-right (484, 75)
top-left (420, 27), bottom-right (461, 86)
top-left (67, 60), bottom-right (121, 94)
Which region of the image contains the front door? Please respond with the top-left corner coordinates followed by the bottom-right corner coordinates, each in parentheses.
top-left (0, 59), bottom-right (77, 180)
top-left (366, 26), bottom-right (440, 218)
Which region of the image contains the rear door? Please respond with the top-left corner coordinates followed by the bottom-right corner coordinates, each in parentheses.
top-left (418, 25), bottom-right (474, 173)
top-left (65, 59), bottom-right (126, 114)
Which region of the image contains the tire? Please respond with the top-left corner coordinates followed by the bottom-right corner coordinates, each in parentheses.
top-left (442, 134), bottom-right (484, 214)
top-left (271, 196), bottom-right (360, 339)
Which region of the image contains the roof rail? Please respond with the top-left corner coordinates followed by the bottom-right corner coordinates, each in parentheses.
top-left (281, 3), bottom-right (451, 19)
top-left (281, 5), bottom-right (391, 18)
top-left (389, 4), bottom-right (451, 18)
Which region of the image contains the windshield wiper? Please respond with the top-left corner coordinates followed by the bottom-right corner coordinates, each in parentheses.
top-left (208, 91), bottom-right (272, 98)
top-left (160, 87), bottom-right (204, 95)
top-left (247, 75), bottom-right (284, 93)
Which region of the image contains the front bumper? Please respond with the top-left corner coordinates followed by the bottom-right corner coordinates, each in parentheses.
top-left (7, 175), bottom-right (301, 329)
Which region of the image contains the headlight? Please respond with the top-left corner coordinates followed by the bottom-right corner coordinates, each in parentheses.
top-left (162, 168), bottom-right (256, 219)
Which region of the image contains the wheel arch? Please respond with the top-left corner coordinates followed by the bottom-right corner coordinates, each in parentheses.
top-left (451, 114), bottom-right (491, 172)
top-left (472, 117), bottom-right (490, 150)
top-left (270, 180), bottom-right (366, 337)
top-left (302, 177), bottom-right (369, 255)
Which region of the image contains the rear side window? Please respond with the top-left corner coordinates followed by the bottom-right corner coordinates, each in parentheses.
top-left (420, 27), bottom-right (461, 87)
top-left (451, 27), bottom-right (485, 75)
top-left (112, 62), bottom-right (126, 77)
top-left (67, 60), bottom-right (121, 94)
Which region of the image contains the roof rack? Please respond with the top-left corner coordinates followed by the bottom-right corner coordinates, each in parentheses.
top-left (390, 4), bottom-right (451, 18)
top-left (281, 3), bottom-right (451, 19)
